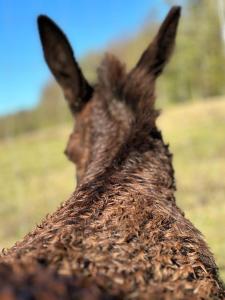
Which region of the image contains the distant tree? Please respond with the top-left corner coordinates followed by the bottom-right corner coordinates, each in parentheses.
top-left (217, 0), bottom-right (225, 52)
top-left (38, 82), bottom-right (71, 126)
top-left (1, 1), bottom-right (225, 139)
top-left (159, 0), bottom-right (225, 103)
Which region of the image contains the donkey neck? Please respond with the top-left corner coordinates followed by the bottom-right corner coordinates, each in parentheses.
top-left (77, 127), bottom-right (176, 206)
top-left (2, 128), bottom-right (176, 259)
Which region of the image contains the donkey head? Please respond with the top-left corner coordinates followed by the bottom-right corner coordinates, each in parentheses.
top-left (38, 7), bottom-right (181, 183)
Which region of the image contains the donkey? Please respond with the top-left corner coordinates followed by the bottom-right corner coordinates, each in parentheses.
top-left (1, 6), bottom-right (224, 300)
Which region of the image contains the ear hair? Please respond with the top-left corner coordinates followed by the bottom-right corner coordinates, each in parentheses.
top-left (134, 6), bottom-right (181, 77)
top-left (119, 7), bottom-right (181, 118)
top-left (38, 15), bottom-right (93, 113)
top-left (97, 53), bottom-right (126, 95)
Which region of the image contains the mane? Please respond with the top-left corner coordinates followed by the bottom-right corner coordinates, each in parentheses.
top-left (97, 53), bottom-right (159, 133)
top-left (97, 53), bottom-right (126, 98)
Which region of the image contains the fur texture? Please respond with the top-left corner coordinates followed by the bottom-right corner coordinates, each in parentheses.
top-left (0, 6), bottom-right (224, 300)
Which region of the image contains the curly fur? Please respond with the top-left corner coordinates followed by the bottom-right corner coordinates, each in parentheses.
top-left (0, 6), bottom-right (224, 300)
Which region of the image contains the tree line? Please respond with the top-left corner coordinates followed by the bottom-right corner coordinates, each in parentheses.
top-left (0, 0), bottom-right (224, 139)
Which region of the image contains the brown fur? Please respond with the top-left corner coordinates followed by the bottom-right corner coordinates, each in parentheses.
top-left (0, 6), bottom-right (224, 299)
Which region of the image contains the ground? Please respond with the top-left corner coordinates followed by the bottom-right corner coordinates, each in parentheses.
top-left (0, 97), bottom-right (224, 281)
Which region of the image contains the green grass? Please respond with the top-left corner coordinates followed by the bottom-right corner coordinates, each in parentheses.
top-left (0, 98), bottom-right (224, 280)
top-left (0, 126), bottom-right (74, 247)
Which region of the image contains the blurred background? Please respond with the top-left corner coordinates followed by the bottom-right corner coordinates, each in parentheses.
top-left (0, 0), bottom-right (224, 280)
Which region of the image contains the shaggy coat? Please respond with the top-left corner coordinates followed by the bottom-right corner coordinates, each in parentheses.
top-left (1, 6), bottom-right (224, 300)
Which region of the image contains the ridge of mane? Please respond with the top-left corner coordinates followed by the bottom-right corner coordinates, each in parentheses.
top-left (97, 53), bottom-right (126, 95)
top-left (97, 53), bottom-right (159, 130)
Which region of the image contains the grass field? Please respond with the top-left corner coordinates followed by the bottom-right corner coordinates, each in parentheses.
top-left (0, 98), bottom-right (224, 280)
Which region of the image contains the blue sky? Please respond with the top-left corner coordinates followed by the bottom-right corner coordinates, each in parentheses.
top-left (0, 0), bottom-right (179, 116)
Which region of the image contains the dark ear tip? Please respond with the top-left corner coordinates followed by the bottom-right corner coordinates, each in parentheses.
top-left (170, 6), bottom-right (182, 17)
top-left (38, 15), bottom-right (50, 26)
top-left (37, 15), bottom-right (58, 32)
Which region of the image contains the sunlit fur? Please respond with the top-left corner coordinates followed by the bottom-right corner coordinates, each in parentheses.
top-left (0, 7), bottom-right (224, 300)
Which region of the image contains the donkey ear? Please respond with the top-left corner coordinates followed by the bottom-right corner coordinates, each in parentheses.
top-left (135, 6), bottom-right (181, 77)
top-left (37, 15), bottom-right (93, 113)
